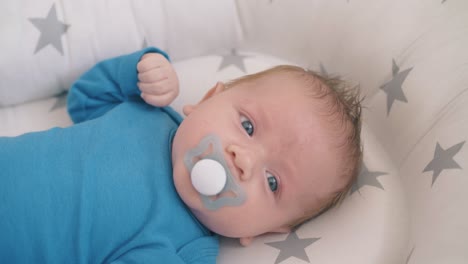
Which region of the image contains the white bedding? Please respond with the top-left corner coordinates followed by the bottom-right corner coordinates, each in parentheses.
top-left (2, 0), bottom-right (468, 263)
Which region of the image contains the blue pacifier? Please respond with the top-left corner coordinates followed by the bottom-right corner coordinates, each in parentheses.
top-left (184, 134), bottom-right (247, 210)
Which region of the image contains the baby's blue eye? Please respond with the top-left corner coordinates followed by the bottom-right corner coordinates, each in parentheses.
top-left (241, 117), bottom-right (254, 136)
top-left (267, 173), bottom-right (278, 192)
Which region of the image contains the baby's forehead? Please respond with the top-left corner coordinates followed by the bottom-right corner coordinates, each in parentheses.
top-left (231, 67), bottom-right (348, 141)
top-left (237, 70), bottom-right (318, 98)
top-left (236, 71), bottom-right (343, 133)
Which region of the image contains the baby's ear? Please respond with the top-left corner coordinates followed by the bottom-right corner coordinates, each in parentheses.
top-left (183, 82), bottom-right (225, 116)
top-left (182, 105), bottom-right (196, 116)
top-left (239, 237), bottom-right (254, 247)
top-left (238, 226), bottom-right (291, 247)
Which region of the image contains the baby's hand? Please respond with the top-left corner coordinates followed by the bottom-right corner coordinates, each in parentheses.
top-left (137, 53), bottom-right (179, 107)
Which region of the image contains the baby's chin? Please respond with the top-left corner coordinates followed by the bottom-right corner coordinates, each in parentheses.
top-left (191, 210), bottom-right (237, 237)
top-left (190, 206), bottom-right (264, 239)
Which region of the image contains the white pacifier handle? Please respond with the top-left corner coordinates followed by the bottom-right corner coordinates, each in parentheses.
top-left (191, 159), bottom-right (227, 196)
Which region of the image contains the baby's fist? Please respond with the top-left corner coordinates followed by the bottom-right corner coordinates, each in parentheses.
top-left (137, 53), bottom-right (179, 107)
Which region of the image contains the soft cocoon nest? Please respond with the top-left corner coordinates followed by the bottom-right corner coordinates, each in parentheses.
top-left (1, 0), bottom-right (468, 263)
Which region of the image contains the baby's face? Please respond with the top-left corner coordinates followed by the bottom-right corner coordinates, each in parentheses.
top-left (171, 73), bottom-right (344, 241)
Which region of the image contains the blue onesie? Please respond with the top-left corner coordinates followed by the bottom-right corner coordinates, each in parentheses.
top-left (0, 47), bottom-right (219, 263)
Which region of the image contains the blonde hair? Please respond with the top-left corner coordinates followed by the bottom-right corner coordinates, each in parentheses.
top-left (226, 65), bottom-right (363, 229)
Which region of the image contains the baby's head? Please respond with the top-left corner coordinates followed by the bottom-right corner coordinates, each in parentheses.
top-left (171, 65), bottom-right (362, 246)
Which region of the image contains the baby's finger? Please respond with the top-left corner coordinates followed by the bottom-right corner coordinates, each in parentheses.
top-left (137, 54), bottom-right (166, 73)
top-left (137, 79), bottom-right (172, 95)
top-left (137, 61), bottom-right (159, 74)
top-left (138, 68), bottom-right (168, 83)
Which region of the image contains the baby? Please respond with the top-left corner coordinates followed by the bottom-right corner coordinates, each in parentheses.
top-left (0, 47), bottom-right (362, 263)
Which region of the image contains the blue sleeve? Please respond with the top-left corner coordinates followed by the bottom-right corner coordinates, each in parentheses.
top-left (110, 247), bottom-right (217, 264)
top-left (111, 236), bottom-right (218, 264)
top-left (67, 47), bottom-right (170, 124)
top-left (110, 248), bottom-right (186, 264)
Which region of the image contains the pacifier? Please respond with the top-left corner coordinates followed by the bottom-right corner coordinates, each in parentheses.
top-left (184, 134), bottom-right (247, 210)
top-left (191, 159), bottom-right (227, 196)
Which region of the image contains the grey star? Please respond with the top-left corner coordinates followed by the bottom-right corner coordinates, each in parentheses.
top-left (351, 163), bottom-right (387, 195)
top-left (49, 91), bottom-right (68, 112)
top-left (218, 49), bottom-right (249, 73)
top-left (423, 141), bottom-right (465, 186)
top-left (265, 231), bottom-right (319, 264)
top-left (406, 246), bottom-right (415, 264)
top-left (29, 4), bottom-right (70, 55)
top-left (380, 59), bottom-right (413, 115)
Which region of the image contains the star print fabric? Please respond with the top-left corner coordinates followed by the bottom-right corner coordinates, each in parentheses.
top-left (0, 0), bottom-right (240, 107)
top-left (2, 0), bottom-right (468, 263)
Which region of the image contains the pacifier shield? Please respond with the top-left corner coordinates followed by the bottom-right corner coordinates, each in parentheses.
top-left (191, 159), bottom-right (227, 196)
top-left (184, 134), bottom-right (247, 210)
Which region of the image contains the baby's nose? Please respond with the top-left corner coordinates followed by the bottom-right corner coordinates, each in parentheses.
top-left (226, 144), bottom-right (256, 181)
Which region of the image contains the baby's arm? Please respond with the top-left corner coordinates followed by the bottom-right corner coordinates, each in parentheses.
top-left (67, 47), bottom-right (172, 124)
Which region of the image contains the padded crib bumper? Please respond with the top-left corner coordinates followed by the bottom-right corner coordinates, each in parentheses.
top-left (1, 1), bottom-right (467, 264)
